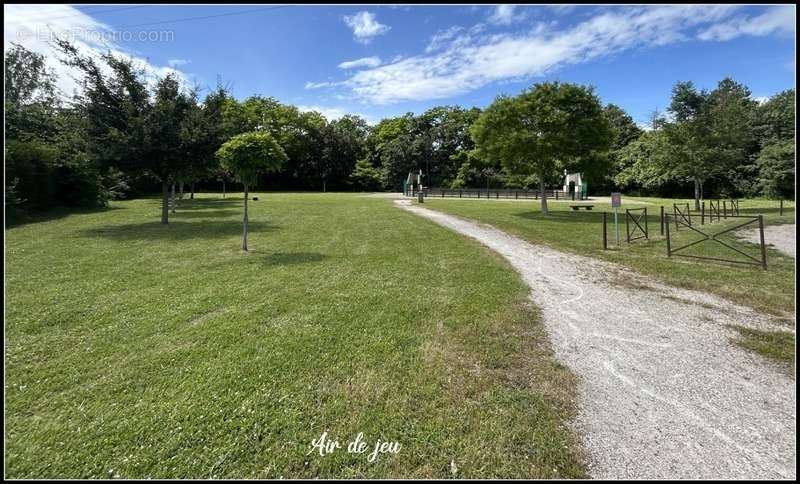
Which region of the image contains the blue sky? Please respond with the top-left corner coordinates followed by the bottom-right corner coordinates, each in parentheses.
top-left (4, 4), bottom-right (796, 126)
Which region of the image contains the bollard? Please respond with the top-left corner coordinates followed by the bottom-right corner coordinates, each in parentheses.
top-left (418, 190), bottom-right (424, 203)
top-left (780, 199), bottom-right (783, 216)
top-left (660, 206), bottom-right (665, 236)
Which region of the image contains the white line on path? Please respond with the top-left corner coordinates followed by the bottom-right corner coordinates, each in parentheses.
top-left (395, 199), bottom-right (796, 479)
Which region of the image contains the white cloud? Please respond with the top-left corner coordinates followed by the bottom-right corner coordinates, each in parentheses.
top-left (488, 5), bottom-right (523, 26)
top-left (338, 56), bottom-right (382, 70)
top-left (3, 4), bottom-right (190, 99)
top-left (751, 95), bottom-right (769, 105)
top-left (326, 5), bottom-right (750, 105)
top-left (305, 81), bottom-right (336, 89)
top-left (168, 58), bottom-right (190, 67)
top-left (697, 5), bottom-right (795, 41)
top-left (426, 26), bottom-right (463, 53)
top-left (297, 104), bottom-right (377, 125)
top-left (343, 11), bottom-right (391, 44)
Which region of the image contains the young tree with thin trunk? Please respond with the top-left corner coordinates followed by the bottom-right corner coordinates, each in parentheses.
top-left (216, 132), bottom-right (287, 251)
top-left (470, 82), bottom-right (611, 215)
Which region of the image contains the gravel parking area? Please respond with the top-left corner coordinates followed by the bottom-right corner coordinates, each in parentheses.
top-left (396, 200), bottom-right (796, 479)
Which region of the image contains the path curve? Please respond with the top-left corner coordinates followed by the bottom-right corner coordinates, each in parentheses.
top-left (395, 199), bottom-right (796, 479)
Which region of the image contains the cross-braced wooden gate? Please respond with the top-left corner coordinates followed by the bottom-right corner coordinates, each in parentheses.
top-left (625, 207), bottom-right (648, 243)
top-left (707, 199), bottom-right (740, 221)
top-left (673, 203), bottom-right (692, 229)
top-left (665, 213), bottom-right (767, 269)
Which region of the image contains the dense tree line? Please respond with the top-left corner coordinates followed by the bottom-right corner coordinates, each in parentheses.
top-left (615, 80), bottom-right (795, 207)
top-left (5, 42), bottom-right (795, 222)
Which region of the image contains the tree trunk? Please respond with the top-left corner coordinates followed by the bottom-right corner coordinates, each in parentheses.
top-left (323, 179), bottom-right (327, 193)
top-left (179, 182), bottom-right (184, 200)
top-left (694, 178), bottom-right (701, 211)
top-left (539, 176), bottom-right (549, 216)
top-left (222, 180), bottom-right (226, 198)
top-left (190, 182), bottom-right (195, 199)
top-left (161, 180), bottom-right (169, 224)
top-left (242, 184), bottom-right (249, 252)
top-left (171, 183), bottom-right (177, 213)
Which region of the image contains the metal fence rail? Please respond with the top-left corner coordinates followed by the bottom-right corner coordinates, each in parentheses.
top-left (673, 203), bottom-right (692, 229)
top-left (665, 213), bottom-right (766, 269)
top-left (422, 187), bottom-right (585, 200)
top-left (625, 207), bottom-right (648, 242)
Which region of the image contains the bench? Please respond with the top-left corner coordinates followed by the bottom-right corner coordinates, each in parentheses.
top-left (570, 205), bottom-right (594, 211)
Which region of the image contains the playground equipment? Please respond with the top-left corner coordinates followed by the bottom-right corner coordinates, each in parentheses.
top-left (405, 170), bottom-right (424, 197)
top-left (563, 171), bottom-right (587, 200)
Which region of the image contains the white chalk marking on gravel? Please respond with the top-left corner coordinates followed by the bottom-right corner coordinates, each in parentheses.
top-left (395, 199), bottom-right (796, 479)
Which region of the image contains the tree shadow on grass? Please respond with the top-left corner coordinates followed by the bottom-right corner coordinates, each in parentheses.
top-left (260, 252), bottom-right (328, 267)
top-left (6, 205), bottom-right (124, 228)
top-left (169, 209), bottom-right (240, 219)
top-left (78, 219), bottom-right (278, 241)
top-left (512, 211), bottom-right (602, 223)
top-left (144, 197), bottom-right (243, 210)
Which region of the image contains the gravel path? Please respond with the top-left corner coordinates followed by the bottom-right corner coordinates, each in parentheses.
top-left (395, 200), bottom-right (796, 479)
top-left (738, 223), bottom-right (796, 258)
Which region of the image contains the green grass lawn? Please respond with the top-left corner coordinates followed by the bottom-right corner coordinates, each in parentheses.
top-left (730, 326), bottom-right (795, 369)
top-left (420, 196), bottom-right (795, 320)
top-left (5, 193), bottom-right (584, 479)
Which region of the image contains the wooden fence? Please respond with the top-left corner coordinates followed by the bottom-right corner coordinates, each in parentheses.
top-left (420, 187), bottom-right (586, 200)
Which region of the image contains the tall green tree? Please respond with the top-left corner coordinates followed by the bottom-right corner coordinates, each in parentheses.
top-left (349, 156), bottom-right (382, 191)
top-left (143, 74), bottom-right (195, 223)
top-left (4, 43), bottom-right (59, 141)
top-left (753, 89), bottom-right (795, 199)
top-left (756, 140), bottom-right (794, 199)
top-left (416, 106), bottom-right (481, 186)
top-left (55, 39), bottom-right (164, 211)
top-left (5, 43), bottom-right (60, 215)
top-left (317, 114), bottom-right (368, 191)
top-left (753, 89), bottom-right (795, 146)
top-left (585, 103), bottom-right (643, 192)
top-left (471, 82), bottom-right (611, 215)
top-left (179, 84), bottom-right (231, 198)
top-left (216, 132), bottom-right (287, 251)
top-left (614, 130), bottom-right (672, 191)
top-left (659, 79), bottom-right (757, 208)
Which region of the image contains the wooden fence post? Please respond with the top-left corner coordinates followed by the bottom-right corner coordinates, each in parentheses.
top-left (660, 206), bottom-right (665, 236)
top-left (625, 209), bottom-right (630, 243)
top-left (603, 212), bottom-right (608, 250)
top-left (759, 215), bottom-right (767, 270)
top-left (665, 214), bottom-right (672, 257)
top-left (701, 201), bottom-right (705, 225)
